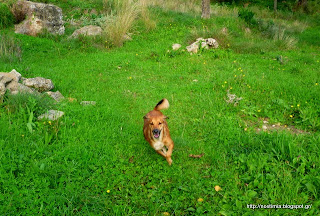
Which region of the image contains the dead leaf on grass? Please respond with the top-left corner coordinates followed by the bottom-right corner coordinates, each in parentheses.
top-left (129, 156), bottom-right (134, 163)
top-left (189, 153), bottom-right (204, 158)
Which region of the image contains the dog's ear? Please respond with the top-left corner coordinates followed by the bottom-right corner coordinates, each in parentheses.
top-left (143, 115), bottom-right (148, 119)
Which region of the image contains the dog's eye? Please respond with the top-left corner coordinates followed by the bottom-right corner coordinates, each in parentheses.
top-left (159, 122), bottom-right (162, 125)
top-left (150, 122), bottom-right (154, 125)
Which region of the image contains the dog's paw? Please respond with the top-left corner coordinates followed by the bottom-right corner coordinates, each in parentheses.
top-left (167, 158), bottom-right (173, 166)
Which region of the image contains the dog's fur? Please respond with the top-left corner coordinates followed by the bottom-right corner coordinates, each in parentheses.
top-left (143, 99), bottom-right (174, 165)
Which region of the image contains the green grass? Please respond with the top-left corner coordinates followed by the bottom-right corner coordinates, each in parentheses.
top-left (0, 2), bottom-right (320, 215)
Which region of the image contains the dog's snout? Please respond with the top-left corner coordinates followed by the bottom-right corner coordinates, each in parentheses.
top-left (153, 129), bottom-right (159, 134)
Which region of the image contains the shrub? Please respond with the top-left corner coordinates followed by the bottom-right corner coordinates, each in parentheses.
top-left (259, 20), bottom-right (297, 49)
top-left (239, 10), bottom-right (297, 49)
top-left (2, 92), bottom-right (54, 117)
top-left (238, 9), bottom-right (258, 27)
top-left (0, 3), bottom-right (15, 29)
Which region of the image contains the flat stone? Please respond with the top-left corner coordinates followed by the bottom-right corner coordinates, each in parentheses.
top-left (80, 101), bottom-right (96, 106)
top-left (172, 43), bottom-right (181, 51)
top-left (46, 91), bottom-right (65, 102)
top-left (38, 110), bottom-right (64, 121)
top-left (69, 25), bottom-right (102, 39)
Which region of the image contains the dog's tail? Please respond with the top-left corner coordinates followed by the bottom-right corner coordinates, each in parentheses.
top-left (154, 98), bottom-right (169, 111)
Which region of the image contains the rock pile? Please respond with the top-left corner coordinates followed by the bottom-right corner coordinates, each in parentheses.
top-left (1, 69), bottom-right (96, 121)
top-left (0, 69), bottom-right (34, 96)
top-left (186, 38), bottom-right (219, 53)
top-left (172, 38), bottom-right (219, 54)
top-left (0, 69), bottom-right (57, 97)
top-left (0, 69), bottom-right (65, 120)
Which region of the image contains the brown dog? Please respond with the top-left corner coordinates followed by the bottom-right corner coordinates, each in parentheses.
top-left (143, 98), bottom-right (174, 165)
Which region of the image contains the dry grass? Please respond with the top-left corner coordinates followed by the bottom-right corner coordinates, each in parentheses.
top-left (250, 5), bottom-right (308, 33)
top-left (103, 0), bottom-right (157, 47)
top-left (273, 28), bottom-right (297, 49)
top-left (140, 0), bottom-right (156, 31)
top-left (147, 0), bottom-right (201, 14)
top-left (211, 4), bottom-right (238, 17)
top-left (103, 0), bottom-right (141, 47)
top-left (146, 1), bottom-right (238, 17)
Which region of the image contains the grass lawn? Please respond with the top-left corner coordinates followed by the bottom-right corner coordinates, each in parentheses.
top-left (0, 1), bottom-right (320, 215)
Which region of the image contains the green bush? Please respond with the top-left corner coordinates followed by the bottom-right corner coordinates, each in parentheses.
top-left (2, 92), bottom-right (55, 117)
top-left (0, 3), bottom-right (15, 29)
top-left (238, 9), bottom-right (258, 27)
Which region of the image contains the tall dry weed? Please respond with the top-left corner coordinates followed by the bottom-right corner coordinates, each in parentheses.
top-left (147, 0), bottom-right (201, 14)
top-left (273, 28), bottom-right (297, 49)
top-left (104, 0), bottom-right (141, 47)
top-left (103, 0), bottom-right (156, 47)
top-left (140, 0), bottom-right (156, 31)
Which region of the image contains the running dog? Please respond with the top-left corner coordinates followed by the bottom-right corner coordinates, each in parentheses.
top-left (143, 98), bottom-right (174, 165)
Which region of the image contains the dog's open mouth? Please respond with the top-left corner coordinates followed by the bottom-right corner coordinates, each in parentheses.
top-left (153, 130), bottom-right (161, 139)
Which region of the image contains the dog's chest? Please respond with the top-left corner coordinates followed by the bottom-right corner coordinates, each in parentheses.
top-left (152, 141), bottom-right (164, 151)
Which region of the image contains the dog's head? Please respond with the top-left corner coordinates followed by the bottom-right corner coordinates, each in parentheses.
top-left (144, 114), bottom-right (168, 139)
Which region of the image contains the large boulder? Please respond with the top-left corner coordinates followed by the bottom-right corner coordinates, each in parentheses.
top-left (69, 25), bottom-right (102, 39)
top-left (13, 0), bottom-right (64, 36)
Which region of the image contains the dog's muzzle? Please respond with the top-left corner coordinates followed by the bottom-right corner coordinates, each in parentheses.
top-left (152, 129), bottom-right (161, 139)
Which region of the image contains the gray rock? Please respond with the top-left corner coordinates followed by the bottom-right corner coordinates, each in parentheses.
top-left (9, 69), bottom-right (22, 82)
top-left (123, 34), bottom-right (132, 41)
top-left (38, 110), bottom-right (64, 121)
top-left (23, 77), bottom-right (54, 92)
top-left (245, 28), bottom-right (251, 34)
top-left (0, 72), bottom-right (15, 84)
top-left (14, 1), bottom-right (65, 36)
top-left (172, 43), bottom-right (181, 51)
top-left (186, 43), bottom-right (199, 53)
top-left (69, 25), bottom-right (102, 39)
top-left (225, 90), bottom-right (242, 106)
top-left (0, 82), bottom-right (5, 97)
top-left (6, 81), bottom-right (18, 93)
top-left (206, 38), bottom-right (219, 48)
top-left (46, 91), bottom-right (65, 102)
top-left (18, 83), bottom-right (37, 95)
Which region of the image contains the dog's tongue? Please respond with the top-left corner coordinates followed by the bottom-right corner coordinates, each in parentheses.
top-left (154, 133), bottom-right (159, 138)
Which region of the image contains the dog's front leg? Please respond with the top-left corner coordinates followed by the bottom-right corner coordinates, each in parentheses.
top-left (164, 141), bottom-right (174, 166)
top-left (161, 147), bottom-right (168, 155)
top-left (156, 150), bottom-right (167, 158)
